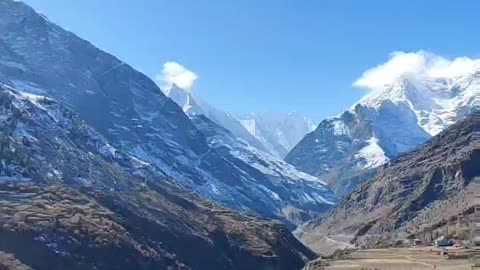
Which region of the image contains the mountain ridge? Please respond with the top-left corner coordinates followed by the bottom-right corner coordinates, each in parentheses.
top-left (165, 85), bottom-right (337, 226)
top-left (0, 82), bottom-right (316, 270)
top-left (295, 112), bottom-right (480, 255)
top-left (286, 70), bottom-right (478, 195)
top-left (0, 0), bottom-right (335, 227)
top-left (239, 112), bottom-right (316, 158)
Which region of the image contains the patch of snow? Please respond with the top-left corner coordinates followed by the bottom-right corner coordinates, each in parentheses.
top-left (113, 124), bottom-right (130, 131)
top-left (240, 119), bottom-right (257, 136)
top-left (73, 177), bottom-right (91, 186)
top-left (331, 120), bottom-right (350, 136)
top-left (14, 122), bottom-right (38, 142)
top-left (238, 112), bottom-right (316, 157)
top-left (128, 154), bottom-right (151, 167)
top-left (355, 137), bottom-right (389, 169)
top-left (98, 143), bottom-right (117, 158)
top-left (10, 80), bottom-right (47, 95)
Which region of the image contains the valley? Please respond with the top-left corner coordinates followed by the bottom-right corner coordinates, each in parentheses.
top-left (0, 0), bottom-right (479, 269)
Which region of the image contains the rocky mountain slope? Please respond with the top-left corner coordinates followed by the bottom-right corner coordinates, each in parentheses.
top-left (165, 85), bottom-right (336, 226)
top-left (0, 0), bottom-right (334, 224)
top-left (295, 113), bottom-right (480, 255)
top-left (239, 112), bottom-right (316, 158)
top-left (190, 115), bottom-right (336, 227)
top-left (0, 83), bottom-right (316, 269)
top-left (164, 84), bottom-right (270, 154)
top-left (164, 85), bottom-right (316, 159)
top-left (286, 70), bottom-right (479, 195)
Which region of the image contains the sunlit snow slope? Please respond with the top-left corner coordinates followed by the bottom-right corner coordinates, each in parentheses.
top-left (286, 52), bottom-right (479, 195)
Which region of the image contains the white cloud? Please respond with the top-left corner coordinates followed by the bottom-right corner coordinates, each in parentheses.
top-left (353, 51), bottom-right (479, 90)
top-left (156, 61), bottom-right (198, 91)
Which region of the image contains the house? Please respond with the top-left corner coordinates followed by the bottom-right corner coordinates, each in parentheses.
top-left (435, 236), bottom-right (452, 247)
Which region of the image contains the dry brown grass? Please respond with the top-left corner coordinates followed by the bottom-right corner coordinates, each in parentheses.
top-left (0, 252), bottom-right (31, 270)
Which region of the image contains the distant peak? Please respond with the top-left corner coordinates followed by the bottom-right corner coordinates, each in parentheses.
top-left (164, 83), bottom-right (189, 96)
top-left (166, 83), bottom-right (183, 91)
top-left (170, 83), bottom-right (183, 90)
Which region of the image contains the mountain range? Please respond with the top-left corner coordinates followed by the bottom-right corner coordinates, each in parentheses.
top-left (295, 112), bottom-right (480, 255)
top-left (0, 83), bottom-right (315, 269)
top-left (0, 0), bottom-right (335, 227)
top-left (2, 0), bottom-right (480, 268)
top-left (164, 85), bottom-right (335, 227)
top-left (238, 112), bottom-right (316, 158)
top-left (164, 85), bottom-right (316, 158)
top-left (286, 67), bottom-right (478, 195)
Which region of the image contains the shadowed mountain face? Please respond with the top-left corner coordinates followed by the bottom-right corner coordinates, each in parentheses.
top-left (0, 0), bottom-right (334, 223)
top-left (295, 113), bottom-right (480, 255)
top-left (0, 84), bottom-right (316, 270)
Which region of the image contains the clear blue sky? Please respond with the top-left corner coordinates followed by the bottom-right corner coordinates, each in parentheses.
top-left (23, 0), bottom-right (480, 121)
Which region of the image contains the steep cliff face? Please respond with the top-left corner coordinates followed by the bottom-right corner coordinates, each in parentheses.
top-left (0, 84), bottom-right (315, 270)
top-left (287, 71), bottom-right (478, 195)
top-left (295, 113), bottom-right (480, 255)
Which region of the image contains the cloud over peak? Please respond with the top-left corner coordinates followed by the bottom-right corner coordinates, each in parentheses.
top-left (354, 51), bottom-right (479, 90)
top-left (156, 61), bottom-right (198, 91)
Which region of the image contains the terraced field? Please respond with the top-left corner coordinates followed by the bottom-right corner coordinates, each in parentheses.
top-left (305, 247), bottom-right (475, 270)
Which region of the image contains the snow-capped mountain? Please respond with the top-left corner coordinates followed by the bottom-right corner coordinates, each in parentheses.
top-left (164, 84), bottom-right (270, 153)
top-left (164, 85), bottom-right (316, 160)
top-left (296, 113), bottom-right (480, 255)
top-left (165, 85), bottom-right (336, 226)
top-left (0, 0), bottom-right (335, 225)
top-left (191, 115), bottom-right (336, 226)
top-left (286, 61), bottom-right (479, 195)
top-left (163, 84), bottom-right (205, 116)
top-left (238, 112), bottom-right (316, 158)
top-left (0, 82), bottom-right (316, 270)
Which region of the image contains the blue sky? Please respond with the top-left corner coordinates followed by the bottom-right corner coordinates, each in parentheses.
top-left (23, 0), bottom-right (480, 121)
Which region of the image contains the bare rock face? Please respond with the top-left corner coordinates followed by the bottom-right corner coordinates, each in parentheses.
top-left (0, 84), bottom-right (315, 269)
top-left (295, 113), bottom-right (480, 255)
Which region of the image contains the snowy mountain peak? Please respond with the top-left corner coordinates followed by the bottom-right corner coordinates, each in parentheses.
top-left (238, 112), bottom-right (316, 158)
top-left (358, 69), bottom-right (479, 136)
top-left (287, 53), bottom-right (479, 195)
top-left (164, 84), bottom-right (204, 115)
top-left (164, 84), bottom-right (316, 158)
